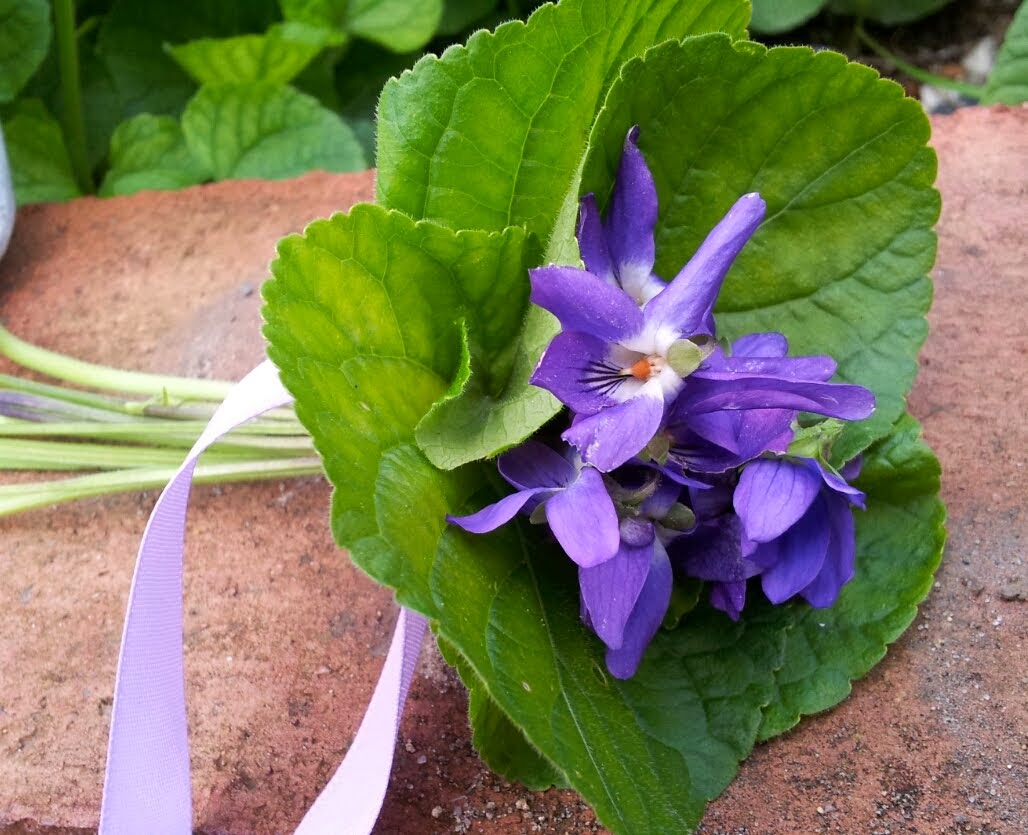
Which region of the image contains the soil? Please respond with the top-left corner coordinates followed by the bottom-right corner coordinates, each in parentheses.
top-left (762, 0), bottom-right (1022, 106)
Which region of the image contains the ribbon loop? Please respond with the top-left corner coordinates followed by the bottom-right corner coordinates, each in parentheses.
top-left (100, 360), bottom-right (426, 833)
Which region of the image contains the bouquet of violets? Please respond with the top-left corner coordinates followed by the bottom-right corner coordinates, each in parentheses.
top-left (257, 1), bottom-right (945, 831)
top-left (449, 130), bottom-right (875, 679)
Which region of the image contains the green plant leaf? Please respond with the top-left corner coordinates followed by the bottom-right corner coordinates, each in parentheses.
top-left (749, 0), bottom-right (824, 34)
top-left (827, 0), bottom-right (952, 26)
top-left (99, 114), bottom-right (210, 197)
top-left (376, 0), bottom-right (751, 238)
top-left (346, 0), bottom-right (444, 52)
top-left (166, 22), bottom-right (342, 86)
top-left (438, 636), bottom-right (567, 791)
top-left (281, 0), bottom-right (444, 53)
top-left (180, 82), bottom-right (367, 181)
top-left (583, 35), bottom-right (939, 461)
top-left (982, 0), bottom-right (1028, 105)
top-left (0, 0), bottom-right (51, 104)
top-left (93, 0), bottom-right (281, 133)
top-left (438, 0), bottom-right (500, 36)
top-left (3, 99), bottom-right (81, 206)
top-left (758, 413), bottom-right (945, 739)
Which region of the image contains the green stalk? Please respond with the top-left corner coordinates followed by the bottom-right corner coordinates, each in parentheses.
top-left (0, 323), bottom-right (234, 402)
top-left (855, 23), bottom-right (985, 99)
top-left (0, 437), bottom-right (307, 471)
top-left (0, 419), bottom-right (314, 449)
top-left (0, 325), bottom-right (299, 421)
top-left (53, 0), bottom-right (93, 194)
top-left (0, 457), bottom-right (325, 516)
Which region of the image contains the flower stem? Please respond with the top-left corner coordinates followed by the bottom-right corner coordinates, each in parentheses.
top-left (0, 437), bottom-right (306, 471)
top-left (0, 457), bottom-right (325, 517)
top-left (53, 0), bottom-right (93, 194)
top-left (0, 418), bottom-right (314, 449)
top-left (854, 23), bottom-right (985, 99)
top-left (0, 323), bottom-right (234, 402)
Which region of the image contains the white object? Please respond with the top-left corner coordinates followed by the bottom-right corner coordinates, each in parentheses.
top-left (0, 122), bottom-right (14, 259)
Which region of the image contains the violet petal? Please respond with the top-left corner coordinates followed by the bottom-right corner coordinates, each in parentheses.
top-left (579, 538), bottom-right (652, 650)
top-left (734, 458), bottom-right (821, 543)
top-left (816, 459), bottom-right (867, 509)
top-left (605, 540), bottom-right (673, 680)
top-left (731, 332), bottom-right (788, 358)
top-left (562, 385), bottom-right (665, 472)
top-left (530, 265), bottom-right (644, 342)
top-left (757, 497), bottom-right (832, 603)
top-left (498, 440), bottom-right (576, 491)
top-left (799, 494), bottom-right (856, 607)
top-left (530, 330), bottom-right (620, 415)
top-left (643, 193), bottom-right (766, 335)
top-left (677, 375), bottom-right (874, 421)
top-left (577, 194), bottom-right (614, 282)
top-left (545, 466), bottom-right (620, 567)
top-left (709, 581), bottom-right (747, 621)
top-left (448, 487), bottom-right (551, 533)
top-left (605, 127), bottom-right (658, 285)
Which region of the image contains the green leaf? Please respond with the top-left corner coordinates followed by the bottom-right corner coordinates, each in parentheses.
top-left (166, 22), bottom-right (342, 86)
top-left (3, 99), bottom-right (81, 206)
top-left (437, 0), bottom-right (500, 36)
top-left (749, 0), bottom-right (824, 34)
top-left (758, 413), bottom-right (945, 739)
top-left (583, 35), bottom-right (939, 460)
top-left (376, 0), bottom-right (751, 238)
top-left (180, 82), bottom-right (367, 181)
top-left (281, 0), bottom-right (444, 53)
top-left (413, 304), bottom-right (561, 469)
top-left (346, 0), bottom-right (444, 53)
top-left (0, 0), bottom-right (51, 104)
top-left (827, 0), bottom-right (952, 26)
top-left (93, 0), bottom-right (281, 133)
top-left (438, 636), bottom-right (567, 791)
top-left (982, 1), bottom-right (1028, 105)
top-left (99, 114), bottom-right (210, 197)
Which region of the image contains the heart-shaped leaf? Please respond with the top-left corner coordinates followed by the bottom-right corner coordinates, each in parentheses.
top-left (375, 0), bottom-right (750, 237)
top-left (181, 82), bottom-right (366, 180)
top-left (583, 35), bottom-right (939, 460)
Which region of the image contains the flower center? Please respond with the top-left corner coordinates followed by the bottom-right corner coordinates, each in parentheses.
top-left (624, 355), bottom-right (665, 381)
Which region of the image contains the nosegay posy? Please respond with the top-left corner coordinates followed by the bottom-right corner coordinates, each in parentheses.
top-left (450, 127), bottom-right (875, 679)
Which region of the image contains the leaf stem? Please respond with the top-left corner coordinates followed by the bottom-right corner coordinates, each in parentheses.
top-left (53, 0), bottom-right (93, 193)
top-left (854, 23), bottom-right (985, 99)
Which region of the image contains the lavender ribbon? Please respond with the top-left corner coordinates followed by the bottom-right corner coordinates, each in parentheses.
top-left (100, 359), bottom-right (426, 833)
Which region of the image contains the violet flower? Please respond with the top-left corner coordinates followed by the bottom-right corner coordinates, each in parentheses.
top-left (734, 456), bottom-right (865, 608)
top-left (669, 478), bottom-right (761, 620)
top-left (447, 440), bottom-right (620, 568)
top-left (664, 332), bottom-right (875, 474)
top-left (529, 130), bottom-right (766, 472)
top-left (579, 476), bottom-right (687, 679)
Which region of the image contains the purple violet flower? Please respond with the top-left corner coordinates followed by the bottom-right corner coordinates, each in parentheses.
top-left (664, 332), bottom-right (875, 474)
top-left (669, 478), bottom-right (761, 620)
top-left (529, 129), bottom-right (766, 473)
top-left (447, 440), bottom-right (620, 568)
top-left (734, 456), bottom-right (865, 608)
top-left (579, 476), bottom-right (684, 679)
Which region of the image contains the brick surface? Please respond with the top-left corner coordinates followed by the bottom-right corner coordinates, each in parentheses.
top-left (0, 107), bottom-right (1025, 834)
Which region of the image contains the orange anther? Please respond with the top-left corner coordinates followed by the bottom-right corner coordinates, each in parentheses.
top-left (629, 357), bottom-right (652, 380)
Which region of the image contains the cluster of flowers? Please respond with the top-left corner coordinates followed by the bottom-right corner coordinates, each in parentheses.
top-left (449, 129), bottom-right (875, 679)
